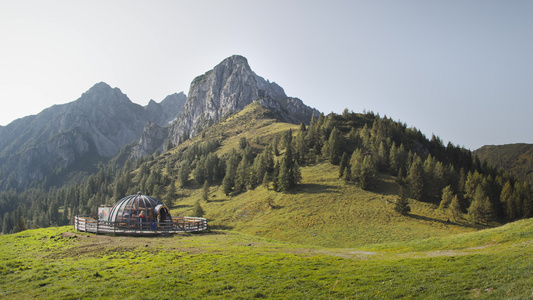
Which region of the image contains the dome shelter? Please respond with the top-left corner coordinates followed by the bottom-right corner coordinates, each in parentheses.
top-left (75, 193), bottom-right (207, 235)
top-left (108, 193), bottom-right (171, 225)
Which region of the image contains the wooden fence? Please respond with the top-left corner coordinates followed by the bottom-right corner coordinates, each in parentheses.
top-left (74, 215), bottom-right (207, 235)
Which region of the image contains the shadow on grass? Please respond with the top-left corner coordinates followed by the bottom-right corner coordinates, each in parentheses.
top-left (207, 199), bottom-right (229, 203)
top-left (208, 224), bottom-right (234, 230)
top-left (293, 183), bottom-right (339, 194)
top-left (172, 204), bottom-right (192, 209)
top-left (375, 177), bottom-right (400, 196)
top-left (408, 214), bottom-right (484, 230)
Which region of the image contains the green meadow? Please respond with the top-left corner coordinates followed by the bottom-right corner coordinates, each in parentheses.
top-left (1, 219), bottom-right (533, 299)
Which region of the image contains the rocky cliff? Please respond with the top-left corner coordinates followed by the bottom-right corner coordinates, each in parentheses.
top-left (169, 55), bottom-right (318, 145)
top-left (144, 92), bottom-right (187, 126)
top-left (0, 82), bottom-right (184, 189)
top-left (0, 55), bottom-right (320, 189)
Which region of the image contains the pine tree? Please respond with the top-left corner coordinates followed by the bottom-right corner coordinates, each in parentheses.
top-left (2, 212), bottom-right (11, 234)
top-left (468, 185), bottom-right (494, 225)
top-left (439, 185), bottom-right (454, 210)
top-left (271, 161), bottom-right (280, 191)
top-left (233, 157), bottom-right (250, 194)
top-left (299, 122), bottom-right (306, 132)
top-left (348, 149), bottom-right (364, 183)
top-left (500, 181), bottom-right (517, 220)
top-left (13, 216), bottom-right (26, 233)
top-left (222, 151), bottom-right (240, 195)
top-left (192, 201), bottom-right (205, 218)
top-left (407, 156), bottom-right (425, 201)
top-left (327, 127), bottom-right (342, 165)
top-left (202, 180), bottom-right (209, 201)
top-left (339, 152), bottom-right (349, 179)
top-left (277, 156), bottom-right (292, 192)
top-left (359, 156), bottom-right (377, 190)
top-left (165, 180), bottom-right (177, 206)
top-left (450, 195), bottom-right (462, 222)
top-left (376, 141), bottom-right (389, 171)
top-left (394, 186), bottom-right (411, 215)
top-left (262, 172), bottom-right (270, 188)
top-left (177, 162), bottom-right (190, 188)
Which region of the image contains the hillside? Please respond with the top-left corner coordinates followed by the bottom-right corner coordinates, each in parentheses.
top-left (131, 103), bottom-right (495, 247)
top-left (474, 143), bottom-right (533, 184)
top-left (172, 163), bottom-right (476, 248)
top-left (1, 218), bottom-right (532, 299)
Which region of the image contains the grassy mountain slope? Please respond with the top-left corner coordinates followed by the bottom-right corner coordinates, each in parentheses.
top-left (146, 102), bottom-right (477, 248)
top-left (1, 219), bottom-right (532, 299)
top-left (171, 162), bottom-right (476, 248)
top-left (474, 143), bottom-right (533, 184)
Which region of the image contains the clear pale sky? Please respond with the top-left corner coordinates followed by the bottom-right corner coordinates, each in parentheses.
top-left (1, 0), bottom-right (532, 150)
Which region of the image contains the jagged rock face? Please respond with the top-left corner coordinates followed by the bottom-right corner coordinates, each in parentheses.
top-left (64, 82), bottom-right (147, 157)
top-left (131, 122), bottom-right (169, 158)
top-left (170, 55), bottom-right (318, 145)
top-left (0, 82), bottom-right (183, 189)
top-left (144, 92), bottom-right (187, 126)
top-left (0, 55), bottom-right (319, 190)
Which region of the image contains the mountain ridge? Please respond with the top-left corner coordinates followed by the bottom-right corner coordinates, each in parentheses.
top-left (0, 82), bottom-right (184, 189)
top-left (169, 55), bottom-right (318, 146)
top-left (474, 143), bottom-right (533, 184)
top-left (0, 55), bottom-right (319, 190)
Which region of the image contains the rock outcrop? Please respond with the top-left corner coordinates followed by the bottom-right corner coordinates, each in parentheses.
top-left (169, 55), bottom-right (318, 145)
top-left (144, 92), bottom-right (187, 126)
top-left (131, 122), bottom-right (169, 158)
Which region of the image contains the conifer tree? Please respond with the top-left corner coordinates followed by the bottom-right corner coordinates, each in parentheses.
top-left (193, 157), bottom-right (207, 185)
top-left (395, 186), bottom-right (411, 215)
top-left (376, 141), bottom-right (389, 171)
top-left (277, 156), bottom-right (292, 192)
top-left (359, 156), bottom-right (377, 190)
top-left (165, 180), bottom-right (177, 207)
top-left (326, 127), bottom-right (342, 165)
top-left (262, 172), bottom-right (270, 188)
top-left (13, 216), bottom-right (26, 233)
top-left (339, 152), bottom-right (349, 179)
top-left (233, 157), bottom-right (250, 194)
top-left (294, 132), bottom-right (307, 165)
top-left (408, 156), bottom-right (425, 201)
top-left (192, 200), bottom-right (205, 218)
top-left (515, 181), bottom-right (533, 219)
top-left (202, 180), bottom-right (209, 201)
top-left (348, 148), bottom-right (364, 183)
top-left (272, 161), bottom-right (280, 192)
top-left (468, 185), bottom-right (494, 225)
top-left (177, 162), bottom-right (190, 188)
top-left (299, 122), bottom-right (306, 132)
top-left (450, 195), bottom-right (462, 222)
top-left (439, 185), bottom-right (454, 210)
top-left (500, 181), bottom-right (517, 220)
top-left (2, 212), bottom-right (11, 234)
top-left (222, 150), bottom-right (240, 195)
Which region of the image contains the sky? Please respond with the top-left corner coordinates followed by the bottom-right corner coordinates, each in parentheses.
top-left (0, 0), bottom-right (532, 150)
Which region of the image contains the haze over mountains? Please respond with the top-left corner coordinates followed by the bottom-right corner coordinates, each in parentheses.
top-left (0, 55), bottom-right (317, 190)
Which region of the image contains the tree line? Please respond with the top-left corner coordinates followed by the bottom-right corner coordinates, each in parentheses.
top-left (1, 109), bottom-right (531, 233)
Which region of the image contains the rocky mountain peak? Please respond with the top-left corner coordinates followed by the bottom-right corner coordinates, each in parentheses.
top-left (169, 55), bottom-right (318, 145)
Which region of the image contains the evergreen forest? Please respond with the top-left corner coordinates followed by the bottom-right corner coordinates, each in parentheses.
top-left (1, 104), bottom-right (532, 234)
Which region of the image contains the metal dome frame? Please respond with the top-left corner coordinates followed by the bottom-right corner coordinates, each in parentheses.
top-left (75, 193), bottom-right (207, 235)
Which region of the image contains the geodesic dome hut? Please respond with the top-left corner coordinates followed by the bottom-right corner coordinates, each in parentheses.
top-left (108, 192), bottom-right (171, 225)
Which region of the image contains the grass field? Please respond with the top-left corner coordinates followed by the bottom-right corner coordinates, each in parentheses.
top-left (1, 219), bottom-right (532, 299)
top-left (3, 104), bottom-right (531, 299)
top-left (170, 162), bottom-right (478, 248)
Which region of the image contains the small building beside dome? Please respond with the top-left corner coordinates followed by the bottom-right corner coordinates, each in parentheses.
top-left (75, 192), bottom-right (207, 235)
